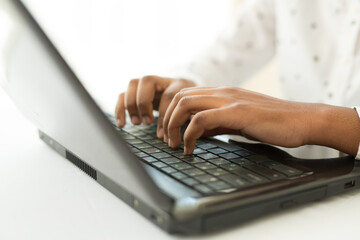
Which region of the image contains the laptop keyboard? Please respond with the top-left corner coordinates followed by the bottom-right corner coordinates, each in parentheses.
top-left (107, 115), bottom-right (305, 195)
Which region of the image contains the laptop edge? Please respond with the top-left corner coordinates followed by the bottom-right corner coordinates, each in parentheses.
top-left (1, 0), bottom-right (360, 234)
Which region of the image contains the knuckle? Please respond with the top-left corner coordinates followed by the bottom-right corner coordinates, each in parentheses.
top-left (118, 92), bottom-right (125, 100)
top-left (183, 131), bottom-right (194, 144)
top-left (192, 114), bottom-right (204, 126)
top-left (220, 86), bottom-right (233, 93)
top-left (129, 78), bottom-right (139, 86)
top-left (233, 101), bottom-right (247, 108)
top-left (174, 91), bottom-right (184, 101)
top-left (136, 99), bottom-right (148, 111)
top-left (178, 96), bottom-right (191, 107)
top-left (126, 99), bottom-right (136, 110)
top-left (162, 89), bottom-right (178, 101)
top-left (162, 92), bottom-right (174, 101)
top-left (141, 75), bottom-right (155, 83)
top-left (157, 116), bottom-right (163, 126)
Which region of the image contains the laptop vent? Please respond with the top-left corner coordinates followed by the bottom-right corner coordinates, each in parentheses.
top-left (66, 151), bottom-right (97, 180)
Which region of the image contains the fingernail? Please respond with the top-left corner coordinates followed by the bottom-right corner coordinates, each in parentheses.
top-left (184, 146), bottom-right (189, 154)
top-left (131, 116), bottom-right (140, 125)
top-left (168, 139), bottom-right (172, 147)
top-left (117, 119), bottom-right (123, 127)
top-left (157, 128), bottom-right (164, 138)
top-left (143, 116), bottom-right (151, 125)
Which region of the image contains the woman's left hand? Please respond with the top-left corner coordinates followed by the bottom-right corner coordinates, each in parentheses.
top-left (162, 86), bottom-right (360, 155)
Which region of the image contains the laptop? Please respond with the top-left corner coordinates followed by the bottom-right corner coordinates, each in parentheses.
top-left (1, 0), bottom-right (359, 234)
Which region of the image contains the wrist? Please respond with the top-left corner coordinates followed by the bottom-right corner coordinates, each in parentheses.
top-left (307, 104), bottom-right (360, 156)
top-left (305, 103), bottom-right (330, 145)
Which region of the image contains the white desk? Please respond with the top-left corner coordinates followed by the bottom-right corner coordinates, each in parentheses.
top-left (1, 1), bottom-right (360, 237)
top-left (1, 90), bottom-right (360, 240)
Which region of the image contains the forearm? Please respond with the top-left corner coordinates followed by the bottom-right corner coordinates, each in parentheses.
top-left (308, 104), bottom-right (360, 156)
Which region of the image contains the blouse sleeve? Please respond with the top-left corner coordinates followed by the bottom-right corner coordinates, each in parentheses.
top-left (172, 0), bottom-right (276, 87)
top-left (353, 106), bottom-right (360, 160)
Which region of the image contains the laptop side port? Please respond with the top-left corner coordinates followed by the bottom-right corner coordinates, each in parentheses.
top-left (344, 180), bottom-right (356, 189)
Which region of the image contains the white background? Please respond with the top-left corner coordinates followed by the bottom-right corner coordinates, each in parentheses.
top-left (21, 0), bottom-right (233, 111)
top-left (1, 0), bottom-right (360, 239)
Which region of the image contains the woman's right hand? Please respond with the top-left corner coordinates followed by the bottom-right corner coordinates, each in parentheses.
top-left (115, 75), bottom-right (195, 138)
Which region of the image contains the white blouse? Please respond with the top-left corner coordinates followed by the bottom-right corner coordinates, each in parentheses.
top-left (176, 0), bottom-right (360, 159)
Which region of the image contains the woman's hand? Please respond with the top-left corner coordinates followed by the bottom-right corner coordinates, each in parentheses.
top-left (115, 75), bottom-right (195, 138)
top-left (163, 86), bottom-right (360, 156)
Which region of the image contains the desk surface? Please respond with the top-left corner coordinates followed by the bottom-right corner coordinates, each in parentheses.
top-left (1, 90), bottom-right (360, 240)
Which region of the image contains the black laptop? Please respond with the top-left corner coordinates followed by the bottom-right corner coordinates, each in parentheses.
top-left (1, 0), bottom-right (359, 234)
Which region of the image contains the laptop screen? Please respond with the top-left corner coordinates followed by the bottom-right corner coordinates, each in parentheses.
top-left (0, 0), bottom-right (172, 211)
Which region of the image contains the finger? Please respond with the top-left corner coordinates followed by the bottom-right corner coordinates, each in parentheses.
top-left (183, 107), bottom-right (241, 154)
top-left (156, 89), bottom-right (175, 138)
top-left (125, 79), bottom-right (142, 125)
top-left (162, 87), bottom-right (226, 142)
top-left (167, 95), bottom-right (230, 147)
top-left (136, 76), bottom-right (172, 125)
top-left (115, 92), bottom-right (126, 127)
top-left (155, 81), bottom-right (199, 138)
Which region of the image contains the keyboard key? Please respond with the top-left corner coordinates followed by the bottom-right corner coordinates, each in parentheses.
top-left (219, 174), bottom-right (250, 188)
top-left (136, 143), bottom-right (152, 149)
top-left (195, 174), bottom-right (218, 183)
top-left (161, 146), bottom-right (178, 153)
top-left (262, 161), bottom-right (303, 177)
top-left (161, 167), bottom-right (177, 174)
top-left (193, 148), bottom-right (207, 155)
top-left (142, 128), bottom-right (156, 134)
top-left (171, 163), bottom-right (192, 170)
top-left (195, 162), bottom-right (216, 170)
top-left (149, 139), bottom-right (163, 144)
top-left (220, 145), bottom-right (242, 152)
top-left (164, 148), bottom-right (184, 154)
top-left (246, 155), bottom-right (272, 163)
top-left (127, 139), bottom-right (144, 144)
top-left (160, 157), bottom-right (181, 164)
top-left (135, 152), bottom-right (148, 158)
top-left (234, 150), bottom-right (253, 157)
top-left (207, 181), bottom-right (232, 191)
top-left (143, 156), bottom-right (157, 163)
top-left (182, 168), bottom-right (205, 177)
top-left (233, 168), bottom-right (269, 184)
top-left (171, 172), bottom-right (187, 180)
top-left (198, 143), bottom-right (217, 150)
top-left (194, 184), bottom-right (213, 194)
top-left (261, 161), bottom-right (280, 168)
top-left (151, 152), bottom-right (171, 159)
top-left (206, 168), bottom-right (230, 176)
top-left (230, 157), bottom-right (252, 165)
top-left (141, 135), bottom-right (153, 140)
top-left (142, 148), bottom-right (162, 154)
top-left (152, 162), bottom-right (167, 168)
top-left (219, 153), bottom-right (240, 160)
top-left (208, 158), bottom-right (230, 166)
top-left (181, 178), bottom-right (199, 186)
top-left (173, 153), bottom-right (196, 161)
top-left (130, 147), bottom-right (140, 153)
top-left (197, 153), bottom-right (218, 160)
top-left (121, 135), bottom-right (136, 140)
top-left (124, 128), bottom-right (140, 133)
top-left (244, 164), bottom-right (286, 181)
top-left (154, 143), bottom-right (171, 149)
top-left (208, 148), bottom-right (228, 154)
top-left (132, 132), bottom-right (147, 137)
top-left (183, 157), bottom-right (206, 164)
top-left (220, 163), bottom-right (241, 171)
